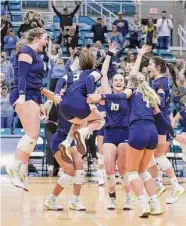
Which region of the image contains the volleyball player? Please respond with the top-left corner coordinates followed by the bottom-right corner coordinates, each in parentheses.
top-left (44, 78), bottom-right (85, 211)
top-left (6, 28), bottom-right (48, 191)
top-left (172, 95), bottom-right (186, 160)
top-left (57, 49), bottom-right (105, 158)
top-left (148, 57), bottom-right (185, 203)
top-left (87, 43), bottom-right (134, 210)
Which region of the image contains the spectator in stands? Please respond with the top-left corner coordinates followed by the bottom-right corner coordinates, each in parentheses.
top-left (0, 51), bottom-right (14, 87)
top-left (47, 41), bottom-right (62, 78)
top-left (91, 17), bottom-right (108, 44)
top-left (157, 10), bottom-right (173, 50)
top-left (4, 28), bottom-right (18, 57)
top-left (129, 15), bottom-right (143, 48)
top-left (1, 86), bottom-right (14, 128)
top-left (66, 18), bottom-right (79, 55)
top-left (4, 1), bottom-right (13, 21)
top-left (49, 56), bottom-right (72, 92)
top-left (0, 72), bottom-right (10, 91)
top-left (113, 12), bottom-right (129, 40)
top-left (1, 13), bottom-right (12, 50)
top-left (177, 69), bottom-right (186, 95)
top-left (51, 0), bottom-right (82, 45)
top-left (144, 17), bottom-right (157, 48)
top-left (107, 25), bottom-right (123, 49)
top-left (125, 51), bottom-right (136, 72)
top-left (91, 40), bottom-right (106, 68)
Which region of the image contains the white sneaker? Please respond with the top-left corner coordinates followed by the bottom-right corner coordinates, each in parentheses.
top-left (19, 164), bottom-right (28, 191)
top-left (5, 164), bottom-right (27, 191)
top-left (74, 128), bottom-right (90, 155)
top-left (166, 186), bottom-right (185, 204)
top-left (58, 140), bottom-right (72, 163)
top-left (48, 165), bottom-right (54, 177)
top-left (139, 202), bottom-right (150, 218)
top-left (156, 186), bottom-right (167, 198)
top-left (107, 198), bottom-right (116, 210)
top-left (149, 199), bottom-right (163, 215)
top-left (44, 196), bottom-right (63, 210)
top-left (123, 195), bottom-right (134, 210)
top-left (69, 200), bottom-right (86, 211)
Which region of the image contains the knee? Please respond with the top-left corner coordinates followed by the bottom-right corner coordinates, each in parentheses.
top-left (139, 171), bottom-right (152, 183)
top-left (155, 155), bottom-right (172, 171)
top-left (128, 171), bottom-right (140, 184)
top-left (57, 173), bottom-right (73, 189)
top-left (73, 170), bottom-right (84, 185)
top-left (17, 134), bottom-right (37, 154)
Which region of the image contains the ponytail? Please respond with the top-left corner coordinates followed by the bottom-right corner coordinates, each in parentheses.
top-left (166, 63), bottom-right (179, 93)
top-left (129, 72), bottom-right (160, 107)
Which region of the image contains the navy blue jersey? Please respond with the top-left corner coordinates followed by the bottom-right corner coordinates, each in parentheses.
top-left (54, 83), bottom-right (72, 134)
top-left (12, 56), bottom-right (18, 89)
top-left (129, 90), bottom-right (155, 125)
top-left (152, 77), bottom-right (170, 115)
top-left (56, 106), bottom-right (72, 133)
top-left (179, 107), bottom-right (186, 132)
top-left (65, 69), bottom-right (100, 97)
top-left (13, 45), bottom-right (45, 90)
top-left (104, 96), bottom-right (129, 129)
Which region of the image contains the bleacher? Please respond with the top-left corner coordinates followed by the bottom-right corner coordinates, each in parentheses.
top-left (92, 0), bottom-right (136, 16)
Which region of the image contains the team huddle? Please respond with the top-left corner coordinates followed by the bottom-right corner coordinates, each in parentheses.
top-left (5, 27), bottom-right (186, 218)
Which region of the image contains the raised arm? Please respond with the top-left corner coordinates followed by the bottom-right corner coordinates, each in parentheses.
top-left (100, 43), bottom-right (117, 93)
top-left (51, 1), bottom-right (62, 17)
top-left (70, 1), bottom-right (81, 17)
top-left (131, 45), bottom-right (151, 74)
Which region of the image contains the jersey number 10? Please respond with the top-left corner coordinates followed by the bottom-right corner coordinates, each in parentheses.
top-left (111, 103), bottom-right (119, 111)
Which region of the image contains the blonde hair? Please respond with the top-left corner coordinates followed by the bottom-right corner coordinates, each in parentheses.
top-left (15, 38), bottom-right (28, 55)
top-left (26, 27), bottom-right (46, 43)
top-left (129, 72), bottom-right (160, 107)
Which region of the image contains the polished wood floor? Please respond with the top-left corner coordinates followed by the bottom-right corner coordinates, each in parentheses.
top-left (1, 176), bottom-right (186, 226)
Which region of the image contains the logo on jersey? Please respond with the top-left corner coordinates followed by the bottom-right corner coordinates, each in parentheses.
top-left (73, 72), bottom-right (81, 82)
top-left (111, 103), bottom-right (119, 111)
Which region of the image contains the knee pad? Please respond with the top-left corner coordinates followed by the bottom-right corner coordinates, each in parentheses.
top-left (155, 155), bottom-right (172, 171)
top-left (98, 154), bottom-right (104, 165)
top-left (57, 174), bottom-right (73, 189)
top-left (121, 173), bottom-right (130, 186)
top-left (106, 174), bottom-right (115, 187)
top-left (96, 118), bottom-right (105, 130)
top-left (148, 156), bottom-right (156, 168)
top-left (139, 171), bottom-right (152, 183)
top-left (73, 170), bottom-right (84, 185)
top-left (128, 171), bottom-right (139, 183)
top-left (17, 134), bottom-right (37, 154)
